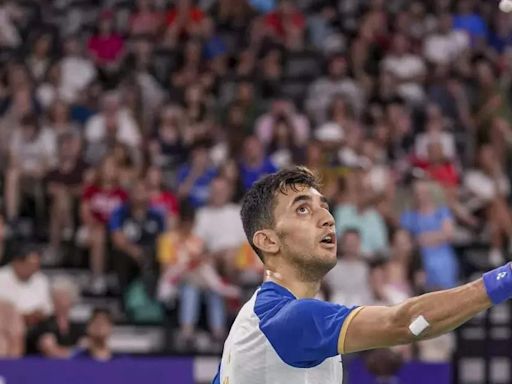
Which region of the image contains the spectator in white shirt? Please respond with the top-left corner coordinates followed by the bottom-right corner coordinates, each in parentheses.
top-left (424, 13), bottom-right (469, 66)
top-left (4, 114), bottom-right (56, 221)
top-left (84, 91), bottom-right (141, 149)
top-left (59, 36), bottom-right (97, 104)
top-left (306, 54), bottom-right (365, 124)
top-left (0, 245), bottom-right (52, 329)
top-left (324, 229), bottom-right (374, 307)
top-left (381, 33), bottom-right (427, 104)
top-left (414, 103), bottom-right (456, 161)
top-left (464, 145), bottom-right (512, 265)
top-left (194, 176), bottom-right (246, 264)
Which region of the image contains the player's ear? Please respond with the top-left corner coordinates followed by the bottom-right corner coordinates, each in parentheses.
top-left (253, 229), bottom-right (279, 255)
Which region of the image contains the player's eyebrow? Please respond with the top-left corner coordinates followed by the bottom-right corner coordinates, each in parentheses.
top-left (290, 194), bottom-right (329, 207)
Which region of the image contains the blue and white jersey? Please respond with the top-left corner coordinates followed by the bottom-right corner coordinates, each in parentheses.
top-left (212, 281), bottom-right (363, 384)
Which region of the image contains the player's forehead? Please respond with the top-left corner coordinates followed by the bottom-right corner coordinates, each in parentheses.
top-left (273, 184), bottom-right (323, 213)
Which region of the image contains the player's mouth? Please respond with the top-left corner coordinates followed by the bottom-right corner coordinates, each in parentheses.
top-left (319, 231), bottom-right (336, 249)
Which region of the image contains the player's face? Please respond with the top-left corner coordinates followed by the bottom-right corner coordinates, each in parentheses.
top-left (272, 185), bottom-right (337, 279)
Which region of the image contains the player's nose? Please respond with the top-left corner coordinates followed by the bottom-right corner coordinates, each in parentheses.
top-left (319, 211), bottom-right (335, 228)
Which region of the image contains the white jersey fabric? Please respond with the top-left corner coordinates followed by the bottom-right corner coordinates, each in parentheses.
top-left (213, 281), bottom-right (362, 384)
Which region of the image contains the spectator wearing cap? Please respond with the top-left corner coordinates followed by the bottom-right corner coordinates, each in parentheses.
top-left (26, 277), bottom-right (82, 358)
top-left (0, 245), bottom-right (52, 328)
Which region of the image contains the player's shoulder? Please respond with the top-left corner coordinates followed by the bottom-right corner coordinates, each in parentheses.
top-left (253, 281), bottom-right (296, 321)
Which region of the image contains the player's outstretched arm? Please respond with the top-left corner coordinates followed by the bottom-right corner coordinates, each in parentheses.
top-left (341, 264), bottom-right (512, 354)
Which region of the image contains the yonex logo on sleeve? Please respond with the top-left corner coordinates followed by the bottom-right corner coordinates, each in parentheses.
top-left (497, 272), bottom-right (507, 280)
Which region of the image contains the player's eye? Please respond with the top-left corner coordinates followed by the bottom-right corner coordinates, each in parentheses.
top-left (296, 205), bottom-right (310, 215)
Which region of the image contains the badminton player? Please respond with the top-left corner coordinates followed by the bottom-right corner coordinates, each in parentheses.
top-left (213, 166), bottom-right (512, 384)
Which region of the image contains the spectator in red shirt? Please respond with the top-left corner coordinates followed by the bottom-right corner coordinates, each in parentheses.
top-left (87, 10), bottom-right (125, 83)
top-left (81, 156), bottom-right (128, 293)
top-left (129, 0), bottom-right (163, 38)
top-left (146, 166), bottom-right (179, 228)
top-left (263, 0), bottom-right (305, 44)
top-left (164, 0), bottom-right (206, 47)
top-left (413, 141), bottom-right (459, 189)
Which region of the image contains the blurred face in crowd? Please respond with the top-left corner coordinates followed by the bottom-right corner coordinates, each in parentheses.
top-left (438, 13), bottom-right (453, 34)
top-left (59, 135), bottom-right (81, 161)
top-left (146, 166), bottom-right (163, 189)
top-left (242, 136), bottom-right (264, 163)
top-left (209, 177), bottom-right (233, 207)
top-left (191, 146), bottom-right (210, 169)
top-left (268, 185), bottom-right (337, 280)
top-left (87, 312), bottom-right (113, 343)
top-left (34, 35), bottom-right (52, 57)
top-left (20, 119), bottom-right (39, 141)
top-left (99, 14), bottom-right (114, 34)
top-left (130, 181), bottom-right (149, 208)
top-left (478, 144), bottom-right (497, 171)
top-left (99, 157), bottom-right (118, 185)
top-left (52, 288), bottom-right (74, 317)
top-left (427, 142), bottom-right (445, 164)
top-left (327, 56), bottom-right (348, 79)
top-left (102, 93), bottom-right (120, 115)
top-left (278, 0), bottom-right (295, 16)
top-left (13, 252), bottom-right (41, 282)
top-left (475, 61), bottom-right (495, 87)
top-left (341, 231), bottom-right (361, 259)
top-left (391, 34), bottom-right (409, 56)
top-left (237, 82), bottom-right (254, 103)
top-left (413, 180), bottom-right (433, 208)
top-left (64, 37), bottom-right (81, 56)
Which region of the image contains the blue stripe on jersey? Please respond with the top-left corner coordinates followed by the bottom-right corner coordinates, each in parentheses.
top-left (212, 362), bottom-right (221, 384)
top-left (254, 281), bottom-right (357, 368)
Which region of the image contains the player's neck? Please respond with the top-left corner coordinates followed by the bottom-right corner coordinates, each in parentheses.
top-left (264, 269), bottom-right (321, 299)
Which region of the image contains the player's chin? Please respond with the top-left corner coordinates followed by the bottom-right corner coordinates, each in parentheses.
top-left (318, 243), bottom-right (338, 260)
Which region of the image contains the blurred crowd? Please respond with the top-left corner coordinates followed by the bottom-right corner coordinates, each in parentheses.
top-left (0, 0), bottom-right (511, 360)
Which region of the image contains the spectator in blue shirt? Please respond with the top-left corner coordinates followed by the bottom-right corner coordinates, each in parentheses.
top-left (177, 139), bottom-right (218, 208)
top-left (110, 180), bottom-right (165, 293)
top-left (453, 0), bottom-right (488, 43)
top-left (400, 179), bottom-right (459, 291)
top-left (239, 135), bottom-right (278, 191)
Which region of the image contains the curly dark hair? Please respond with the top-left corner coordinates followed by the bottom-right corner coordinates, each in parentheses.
top-left (240, 166), bottom-right (321, 262)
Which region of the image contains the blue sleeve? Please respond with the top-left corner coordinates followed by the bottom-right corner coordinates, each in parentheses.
top-left (438, 206), bottom-right (453, 222)
top-left (156, 211), bottom-right (165, 233)
top-left (177, 166), bottom-right (188, 183)
top-left (400, 211), bottom-right (416, 235)
top-left (256, 298), bottom-right (358, 368)
top-left (109, 206), bottom-right (124, 232)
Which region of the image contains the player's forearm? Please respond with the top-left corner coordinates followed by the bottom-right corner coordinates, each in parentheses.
top-left (391, 279), bottom-right (491, 344)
